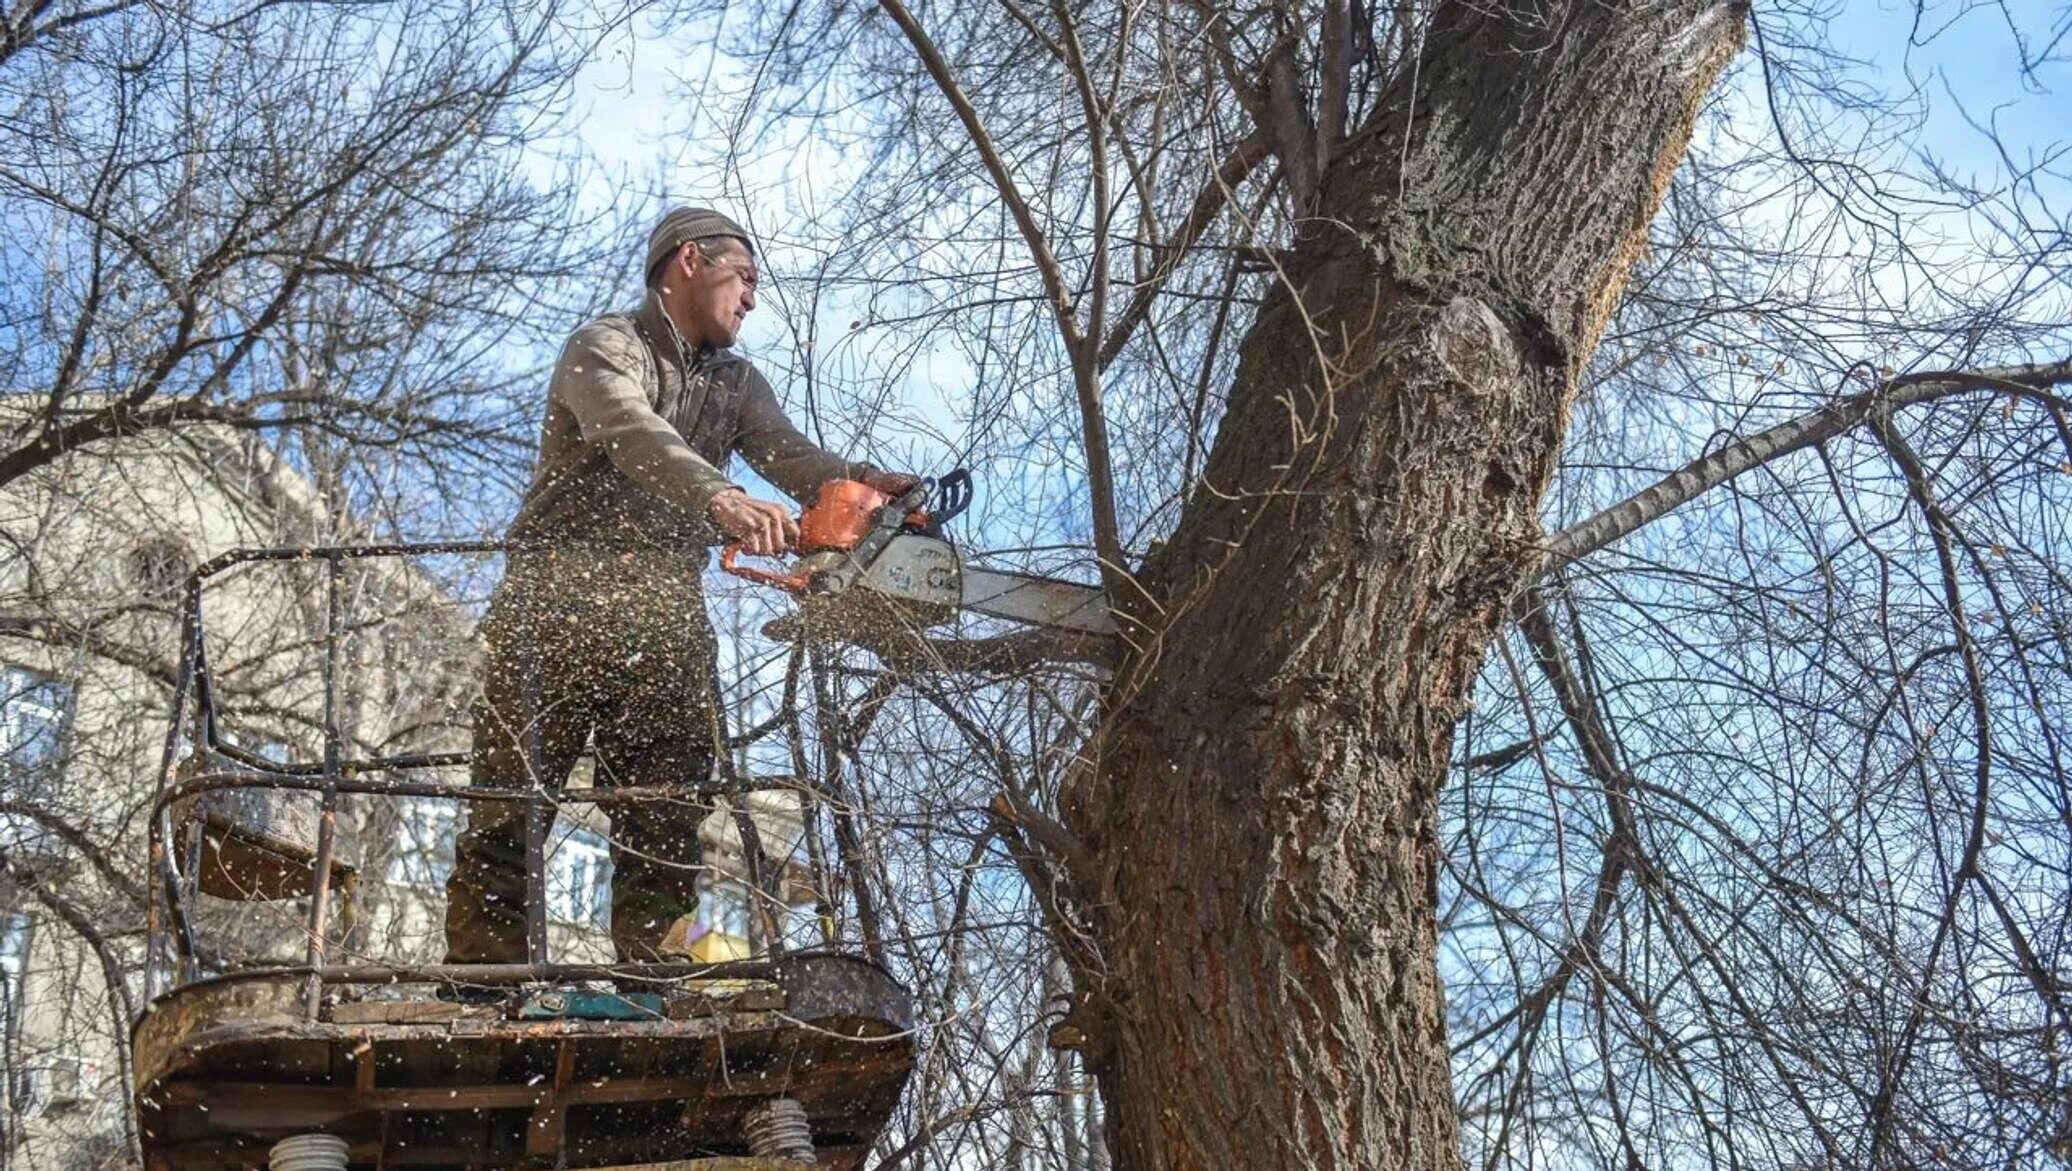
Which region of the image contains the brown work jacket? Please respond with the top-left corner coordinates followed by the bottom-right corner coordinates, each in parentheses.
top-left (508, 291), bottom-right (872, 553)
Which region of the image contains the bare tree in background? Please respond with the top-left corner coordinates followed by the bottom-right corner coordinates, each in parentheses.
top-left (658, 0), bottom-right (2072, 1167)
top-left (0, 0), bottom-right (636, 532)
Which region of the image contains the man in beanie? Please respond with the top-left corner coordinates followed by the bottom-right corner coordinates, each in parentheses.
top-left (444, 207), bottom-right (915, 964)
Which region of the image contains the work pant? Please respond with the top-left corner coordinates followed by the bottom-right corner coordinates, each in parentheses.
top-left (443, 547), bottom-right (719, 964)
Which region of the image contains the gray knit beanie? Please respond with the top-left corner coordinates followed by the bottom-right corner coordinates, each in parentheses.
top-left (644, 207), bottom-right (753, 283)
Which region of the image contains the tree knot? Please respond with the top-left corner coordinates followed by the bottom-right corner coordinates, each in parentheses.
top-left (1428, 295), bottom-right (1524, 390)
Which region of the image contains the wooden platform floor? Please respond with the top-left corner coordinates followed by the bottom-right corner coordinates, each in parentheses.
top-left (134, 956), bottom-right (914, 1171)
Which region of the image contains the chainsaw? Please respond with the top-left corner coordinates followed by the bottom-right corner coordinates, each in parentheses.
top-left (720, 469), bottom-right (1115, 639)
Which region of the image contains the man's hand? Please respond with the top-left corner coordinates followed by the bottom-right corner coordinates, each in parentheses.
top-left (708, 488), bottom-right (799, 556)
top-left (861, 469), bottom-right (923, 498)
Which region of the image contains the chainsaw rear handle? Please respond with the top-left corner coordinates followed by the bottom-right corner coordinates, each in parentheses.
top-left (720, 544), bottom-right (811, 594)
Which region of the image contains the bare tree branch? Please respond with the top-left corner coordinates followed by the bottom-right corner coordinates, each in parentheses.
top-left (1543, 359), bottom-right (2072, 570)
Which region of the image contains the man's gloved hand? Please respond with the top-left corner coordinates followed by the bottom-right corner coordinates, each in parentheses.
top-left (860, 469), bottom-right (923, 498)
top-left (708, 488), bottom-right (800, 556)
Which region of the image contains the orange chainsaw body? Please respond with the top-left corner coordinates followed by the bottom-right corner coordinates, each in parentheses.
top-left (799, 480), bottom-right (925, 553)
top-left (721, 479), bottom-right (938, 597)
top-left (719, 469), bottom-right (1114, 642)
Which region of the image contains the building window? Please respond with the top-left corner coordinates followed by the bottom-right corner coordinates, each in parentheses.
top-left (385, 798), bottom-right (459, 887)
top-left (548, 827), bottom-right (611, 930)
top-left (220, 729), bottom-right (295, 769)
top-left (2, 667), bottom-right (73, 848)
top-left (1, 666), bottom-right (71, 780)
top-left (125, 537), bottom-right (194, 603)
top-left (1, 912), bottom-right (30, 1116)
top-left (696, 873), bottom-right (753, 942)
top-left (1, 912), bottom-right (29, 1015)
top-left (783, 901), bottom-right (825, 950)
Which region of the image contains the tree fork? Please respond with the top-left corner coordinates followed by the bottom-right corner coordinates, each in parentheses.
top-left (1067, 3), bottom-right (1748, 1168)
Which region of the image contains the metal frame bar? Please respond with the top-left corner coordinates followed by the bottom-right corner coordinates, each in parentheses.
top-left (144, 540), bottom-right (828, 1019)
top-left (302, 552), bottom-right (346, 1016)
top-left (160, 956), bottom-right (794, 994)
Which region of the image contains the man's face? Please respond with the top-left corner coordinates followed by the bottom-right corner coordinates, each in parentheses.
top-left (677, 238), bottom-right (759, 348)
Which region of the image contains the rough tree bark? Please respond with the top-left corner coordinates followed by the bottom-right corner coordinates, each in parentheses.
top-left (1064, 4), bottom-right (1749, 1168)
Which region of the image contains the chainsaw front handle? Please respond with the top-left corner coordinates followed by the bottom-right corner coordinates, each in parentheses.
top-left (720, 544), bottom-right (811, 594)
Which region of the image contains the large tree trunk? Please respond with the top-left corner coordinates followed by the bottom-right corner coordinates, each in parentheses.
top-left (1068, 4), bottom-right (1747, 1168)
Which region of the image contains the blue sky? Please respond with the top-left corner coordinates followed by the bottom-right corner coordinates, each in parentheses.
top-left (505, 0), bottom-right (2070, 548)
top-left (549, 1), bottom-right (2068, 370)
top-left (1828, 0), bottom-right (2067, 167)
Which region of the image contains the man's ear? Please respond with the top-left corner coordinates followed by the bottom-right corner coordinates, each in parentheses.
top-left (675, 242), bottom-right (703, 281)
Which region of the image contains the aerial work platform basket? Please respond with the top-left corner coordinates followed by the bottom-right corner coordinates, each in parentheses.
top-left (136, 541), bottom-right (916, 1171)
